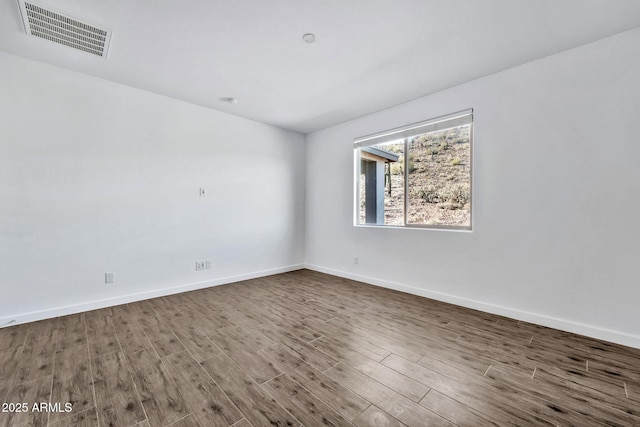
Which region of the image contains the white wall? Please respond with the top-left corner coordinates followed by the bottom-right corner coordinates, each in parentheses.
top-left (0, 52), bottom-right (306, 325)
top-left (305, 28), bottom-right (640, 348)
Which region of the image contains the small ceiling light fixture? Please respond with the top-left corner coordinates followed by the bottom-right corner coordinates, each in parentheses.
top-left (302, 33), bottom-right (316, 44)
top-left (219, 97), bottom-right (238, 104)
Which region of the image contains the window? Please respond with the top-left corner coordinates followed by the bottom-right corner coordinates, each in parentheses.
top-left (354, 110), bottom-right (472, 230)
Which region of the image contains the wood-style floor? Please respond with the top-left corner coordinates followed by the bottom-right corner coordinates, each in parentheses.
top-left (1, 270), bottom-right (639, 427)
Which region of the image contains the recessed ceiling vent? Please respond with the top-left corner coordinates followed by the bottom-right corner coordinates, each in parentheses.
top-left (18, 0), bottom-right (112, 57)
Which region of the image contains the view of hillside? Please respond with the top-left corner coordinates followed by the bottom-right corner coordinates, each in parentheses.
top-left (360, 125), bottom-right (471, 227)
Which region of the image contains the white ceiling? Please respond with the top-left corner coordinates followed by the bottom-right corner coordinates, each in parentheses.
top-left (2, 0), bottom-right (640, 134)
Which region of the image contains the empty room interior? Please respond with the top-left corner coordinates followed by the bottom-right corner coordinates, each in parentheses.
top-left (2, 1), bottom-right (640, 426)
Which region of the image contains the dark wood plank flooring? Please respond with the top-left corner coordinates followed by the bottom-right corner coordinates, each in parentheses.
top-left (1, 269), bottom-right (639, 426)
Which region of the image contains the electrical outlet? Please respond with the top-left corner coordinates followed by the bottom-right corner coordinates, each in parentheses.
top-left (105, 272), bottom-right (115, 283)
top-left (195, 261), bottom-right (206, 271)
top-left (205, 260), bottom-right (212, 269)
top-left (354, 256), bottom-right (359, 265)
top-left (199, 187), bottom-right (207, 197)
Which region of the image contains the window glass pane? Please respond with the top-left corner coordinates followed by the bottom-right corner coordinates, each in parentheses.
top-left (358, 141), bottom-right (404, 225)
top-left (407, 125), bottom-right (471, 227)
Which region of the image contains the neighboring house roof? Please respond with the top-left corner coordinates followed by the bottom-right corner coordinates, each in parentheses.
top-left (361, 146), bottom-right (399, 162)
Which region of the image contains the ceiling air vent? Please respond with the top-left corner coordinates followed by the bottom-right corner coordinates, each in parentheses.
top-left (18, 0), bottom-right (112, 57)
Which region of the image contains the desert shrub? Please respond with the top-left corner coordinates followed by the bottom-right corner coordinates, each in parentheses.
top-left (407, 155), bottom-right (416, 173)
top-left (415, 134), bottom-right (436, 145)
top-left (419, 185), bottom-right (440, 203)
top-left (441, 183), bottom-right (470, 204)
top-left (438, 141), bottom-right (449, 150)
top-left (426, 147), bottom-right (440, 156)
top-left (450, 158), bottom-right (462, 166)
top-left (390, 162), bottom-right (403, 175)
top-left (391, 155), bottom-right (416, 174)
top-left (386, 145), bottom-right (403, 154)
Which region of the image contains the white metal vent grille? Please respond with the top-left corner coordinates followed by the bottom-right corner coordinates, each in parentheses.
top-left (18, 0), bottom-right (112, 57)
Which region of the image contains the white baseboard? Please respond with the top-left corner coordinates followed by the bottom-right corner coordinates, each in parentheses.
top-left (305, 264), bottom-right (640, 350)
top-left (0, 264), bottom-right (304, 328)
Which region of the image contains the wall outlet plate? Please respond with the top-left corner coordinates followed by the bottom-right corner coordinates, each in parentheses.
top-left (195, 261), bottom-right (206, 271)
top-left (105, 272), bottom-right (115, 283)
top-left (206, 260), bottom-right (212, 269)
